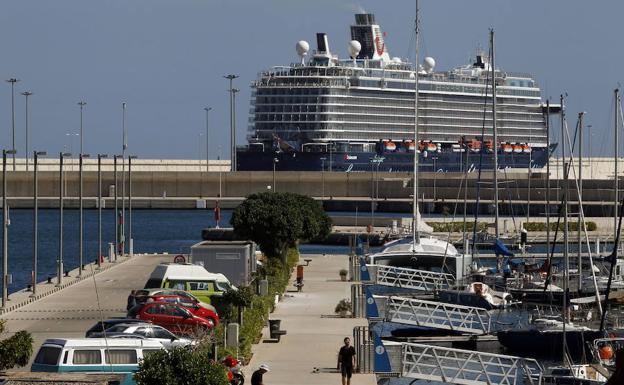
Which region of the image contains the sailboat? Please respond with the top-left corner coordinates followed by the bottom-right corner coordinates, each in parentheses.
top-left (498, 94), bottom-right (610, 363)
top-left (364, 3), bottom-right (473, 284)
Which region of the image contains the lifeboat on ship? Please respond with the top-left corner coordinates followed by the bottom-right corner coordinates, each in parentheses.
top-left (484, 140), bottom-right (494, 153)
top-left (418, 141), bottom-right (426, 152)
top-left (426, 142), bottom-right (437, 152)
top-left (466, 139), bottom-right (482, 153)
top-left (522, 143), bottom-right (531, 153)
top-left (502, 143), bottom-right (513, 153)
top-left (404, 141), bottom-right (416, 152)
top-left (383, 140), bottom-right (397, 152)
top-left (513, 143), bottom-right (523, 153)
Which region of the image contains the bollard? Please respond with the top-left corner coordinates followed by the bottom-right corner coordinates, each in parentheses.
top-left (108, 243), bottom-right (115, 263)
top-left (259, 279), bottom-right (268, 296)
top-left (226, 323), bottom-right (239, 349)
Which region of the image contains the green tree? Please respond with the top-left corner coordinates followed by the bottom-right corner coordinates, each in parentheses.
top-left (0, 320), bottom-right (33, 372)
top-left (134, 347), bottom-right (228, 385)
top-left (231, 192), bottom-right (331, 260)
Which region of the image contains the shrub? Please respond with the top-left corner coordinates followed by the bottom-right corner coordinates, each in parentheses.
top-left (0, 320), bottom-right (33, 371)
top-left (334, 299), bottom-right (352, 314)
top-left (134, 347), bottom-right (228, 385)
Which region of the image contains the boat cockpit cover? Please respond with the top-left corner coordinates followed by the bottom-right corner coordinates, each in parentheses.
top-left (493, 239), bottom-right (514, 257)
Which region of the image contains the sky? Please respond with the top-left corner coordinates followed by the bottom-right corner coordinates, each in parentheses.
top-left (0, 0), bottom-right (622, 160)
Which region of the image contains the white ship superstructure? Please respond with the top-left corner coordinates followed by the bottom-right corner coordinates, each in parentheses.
top-left (238, 13), bottom-right (555, 172)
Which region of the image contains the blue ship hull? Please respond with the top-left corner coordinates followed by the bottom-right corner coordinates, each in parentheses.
top-left (237, 147), bottom-right (552, 172)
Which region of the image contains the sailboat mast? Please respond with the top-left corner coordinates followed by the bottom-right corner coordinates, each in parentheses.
top-left (491, 30), bottom-right (499, 238)
top-left (615, 88), bottom-right (620, 251)
top-left (577, 112), bottom-right (584, 293)
top-left (546, 100), bottom-right (551, 269)
top-left (412, 0), bottom-right (421, 247)
top-left (561, 94), bottom-right (568, 365)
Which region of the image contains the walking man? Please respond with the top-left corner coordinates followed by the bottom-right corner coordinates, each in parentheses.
top-left (251, 363), bottom-right (270, 385)
top-left (337, 337), bottom-right (356, 385)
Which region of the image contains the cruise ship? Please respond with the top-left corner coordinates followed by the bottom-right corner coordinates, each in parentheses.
top-left (237, 13), bottom-right (557, 172)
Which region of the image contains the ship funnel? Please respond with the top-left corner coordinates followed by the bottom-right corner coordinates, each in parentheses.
top-left (316, 33), bottom-right (331, 55)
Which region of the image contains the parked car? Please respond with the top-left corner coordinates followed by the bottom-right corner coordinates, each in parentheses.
top-left (131, 289), bottom-right (218, 313)
top-left (143, 263), bottom-right (235, 304)
top-left (89, 323), bottom-right (194, 349)
top-left (31, 338), bottom-right (163, 380)
top-left (127, 302), bottom-right (213, 335)
top-left (149, 295), bottom-right (220, 326)
top-left (85, 318), bottom-right (151, 338)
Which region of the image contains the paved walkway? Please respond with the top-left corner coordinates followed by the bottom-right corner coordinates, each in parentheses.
top-left (0, 253), bottom-right (172, 367)
top-left (244, 253), bottom-right (376, 385)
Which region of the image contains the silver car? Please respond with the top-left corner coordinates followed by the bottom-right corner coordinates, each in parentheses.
top-left (95, 323), bottom-right (195, 349)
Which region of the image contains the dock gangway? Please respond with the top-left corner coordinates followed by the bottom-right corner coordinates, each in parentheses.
top-left (369, 264), bottom-right (455, 292)
top-left (386, 296), bottom-right (492, 335)
top-left (401, 342), bottom-right (542, 385)
top-left (372, 333), bottom-right (542, 385)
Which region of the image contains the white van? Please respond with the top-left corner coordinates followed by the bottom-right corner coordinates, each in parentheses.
top-left (143, 263), bottom-right (235, 304)
top-left (31, 338), bottom-right (164, 385)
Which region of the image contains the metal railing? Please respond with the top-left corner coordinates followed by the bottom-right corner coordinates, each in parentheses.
top-left (376, 265), bottom-right (455, 292)
top-left (401, 342), bottom-right (542, 385)
top-left (386, 296), bottom-right (492, 335)
top-left (352, 326), bottom-right (374, 373)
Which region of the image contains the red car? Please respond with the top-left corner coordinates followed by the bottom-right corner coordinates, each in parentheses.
top-left (127, 301), bottom-right (214, 335)
top-left (149, 294), bottom-right (220, 326)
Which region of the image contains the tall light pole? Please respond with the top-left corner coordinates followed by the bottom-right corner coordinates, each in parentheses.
top-left (218, 145), bottom-right (223, 199)
top-left (320, 158), bottom-right (326, 200)
top-left (113, 155), bottom-right (119, 259)
top-left (272, 156), bottom-right (278, 192)
top-left (128, 155), bottom-right (137, 257)
top-left (22, 91), bottom-right (33, 171)
top-left (224, 74), bottom-right (239, 172)
top-left (57, 152), bottom-right (71, 286)
top-left (78, 153), bottom-right (90, 276)
top-left (2, 149), bottom-right (16, 308)
top-left (121, 102), bottom-right (127, 257)
top-left (31, 151), bottom-right (46, 297)
top-left (78, 101), bottom-right (86, 156)
top-left (97, 154), bottom-right (108, 269)
top-left (204, 107), bottom-right (212, 173)
top-left (6, 79), bottom-right (19, 170)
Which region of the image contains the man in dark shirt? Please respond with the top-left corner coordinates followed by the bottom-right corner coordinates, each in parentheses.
top-left (251, 363), bottom-right (270, 385)
top-left (337, 337), bottom-right (356, 385)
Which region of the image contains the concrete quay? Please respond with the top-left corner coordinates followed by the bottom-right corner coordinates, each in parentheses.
top-left (0, 253), bottom-right (172, 366)
top-left (244, 253), bottom-right (376, 385)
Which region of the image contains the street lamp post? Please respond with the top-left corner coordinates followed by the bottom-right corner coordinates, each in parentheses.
top-left (78, 101), bottom-right (86, 155)
top-left (22, 91), bottom-right (33, 171)
top-left (78, 153), bottom-right (90, 276)
top-left (204, 107), bottom-right (212, 173)
top-left (121, 102), bottom-right (127, 257)
top-left (2, 149), bottom-right (16, 308)
top-left (31, 151), bottom-right (46, 296)
top-left (128, 155), bottom-right (137, 257)
top-left (57, 152), bottom-right (71, 286)
top-left (320, 158), bottom-right (326, 200)
top-left (224, 74), bottom-right (239, 172)
top-left (272, 156), bottom-right (278, 192)
top-left (97, 154), bottom-right (108, 268)
top-left (6, 79), bottom-right (20, 170)
top-left (432, 155), bottom-right (438, 201)
top-left (217, 145), bottom-right (223, 198)
top-left (114, 155), bottom-right (119, 260)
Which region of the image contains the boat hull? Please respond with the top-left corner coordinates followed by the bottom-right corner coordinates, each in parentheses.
top-left (497, 329), bottom-right (606, 360)
top-left (237, 147), bottom-right (551, 172)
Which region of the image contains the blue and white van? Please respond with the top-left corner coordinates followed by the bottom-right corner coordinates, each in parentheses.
top-left (31, 338), bottom-right (164, 385)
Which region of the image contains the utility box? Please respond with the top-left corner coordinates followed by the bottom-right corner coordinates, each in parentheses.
top-left (190, 241), bottom-right (257, 287)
